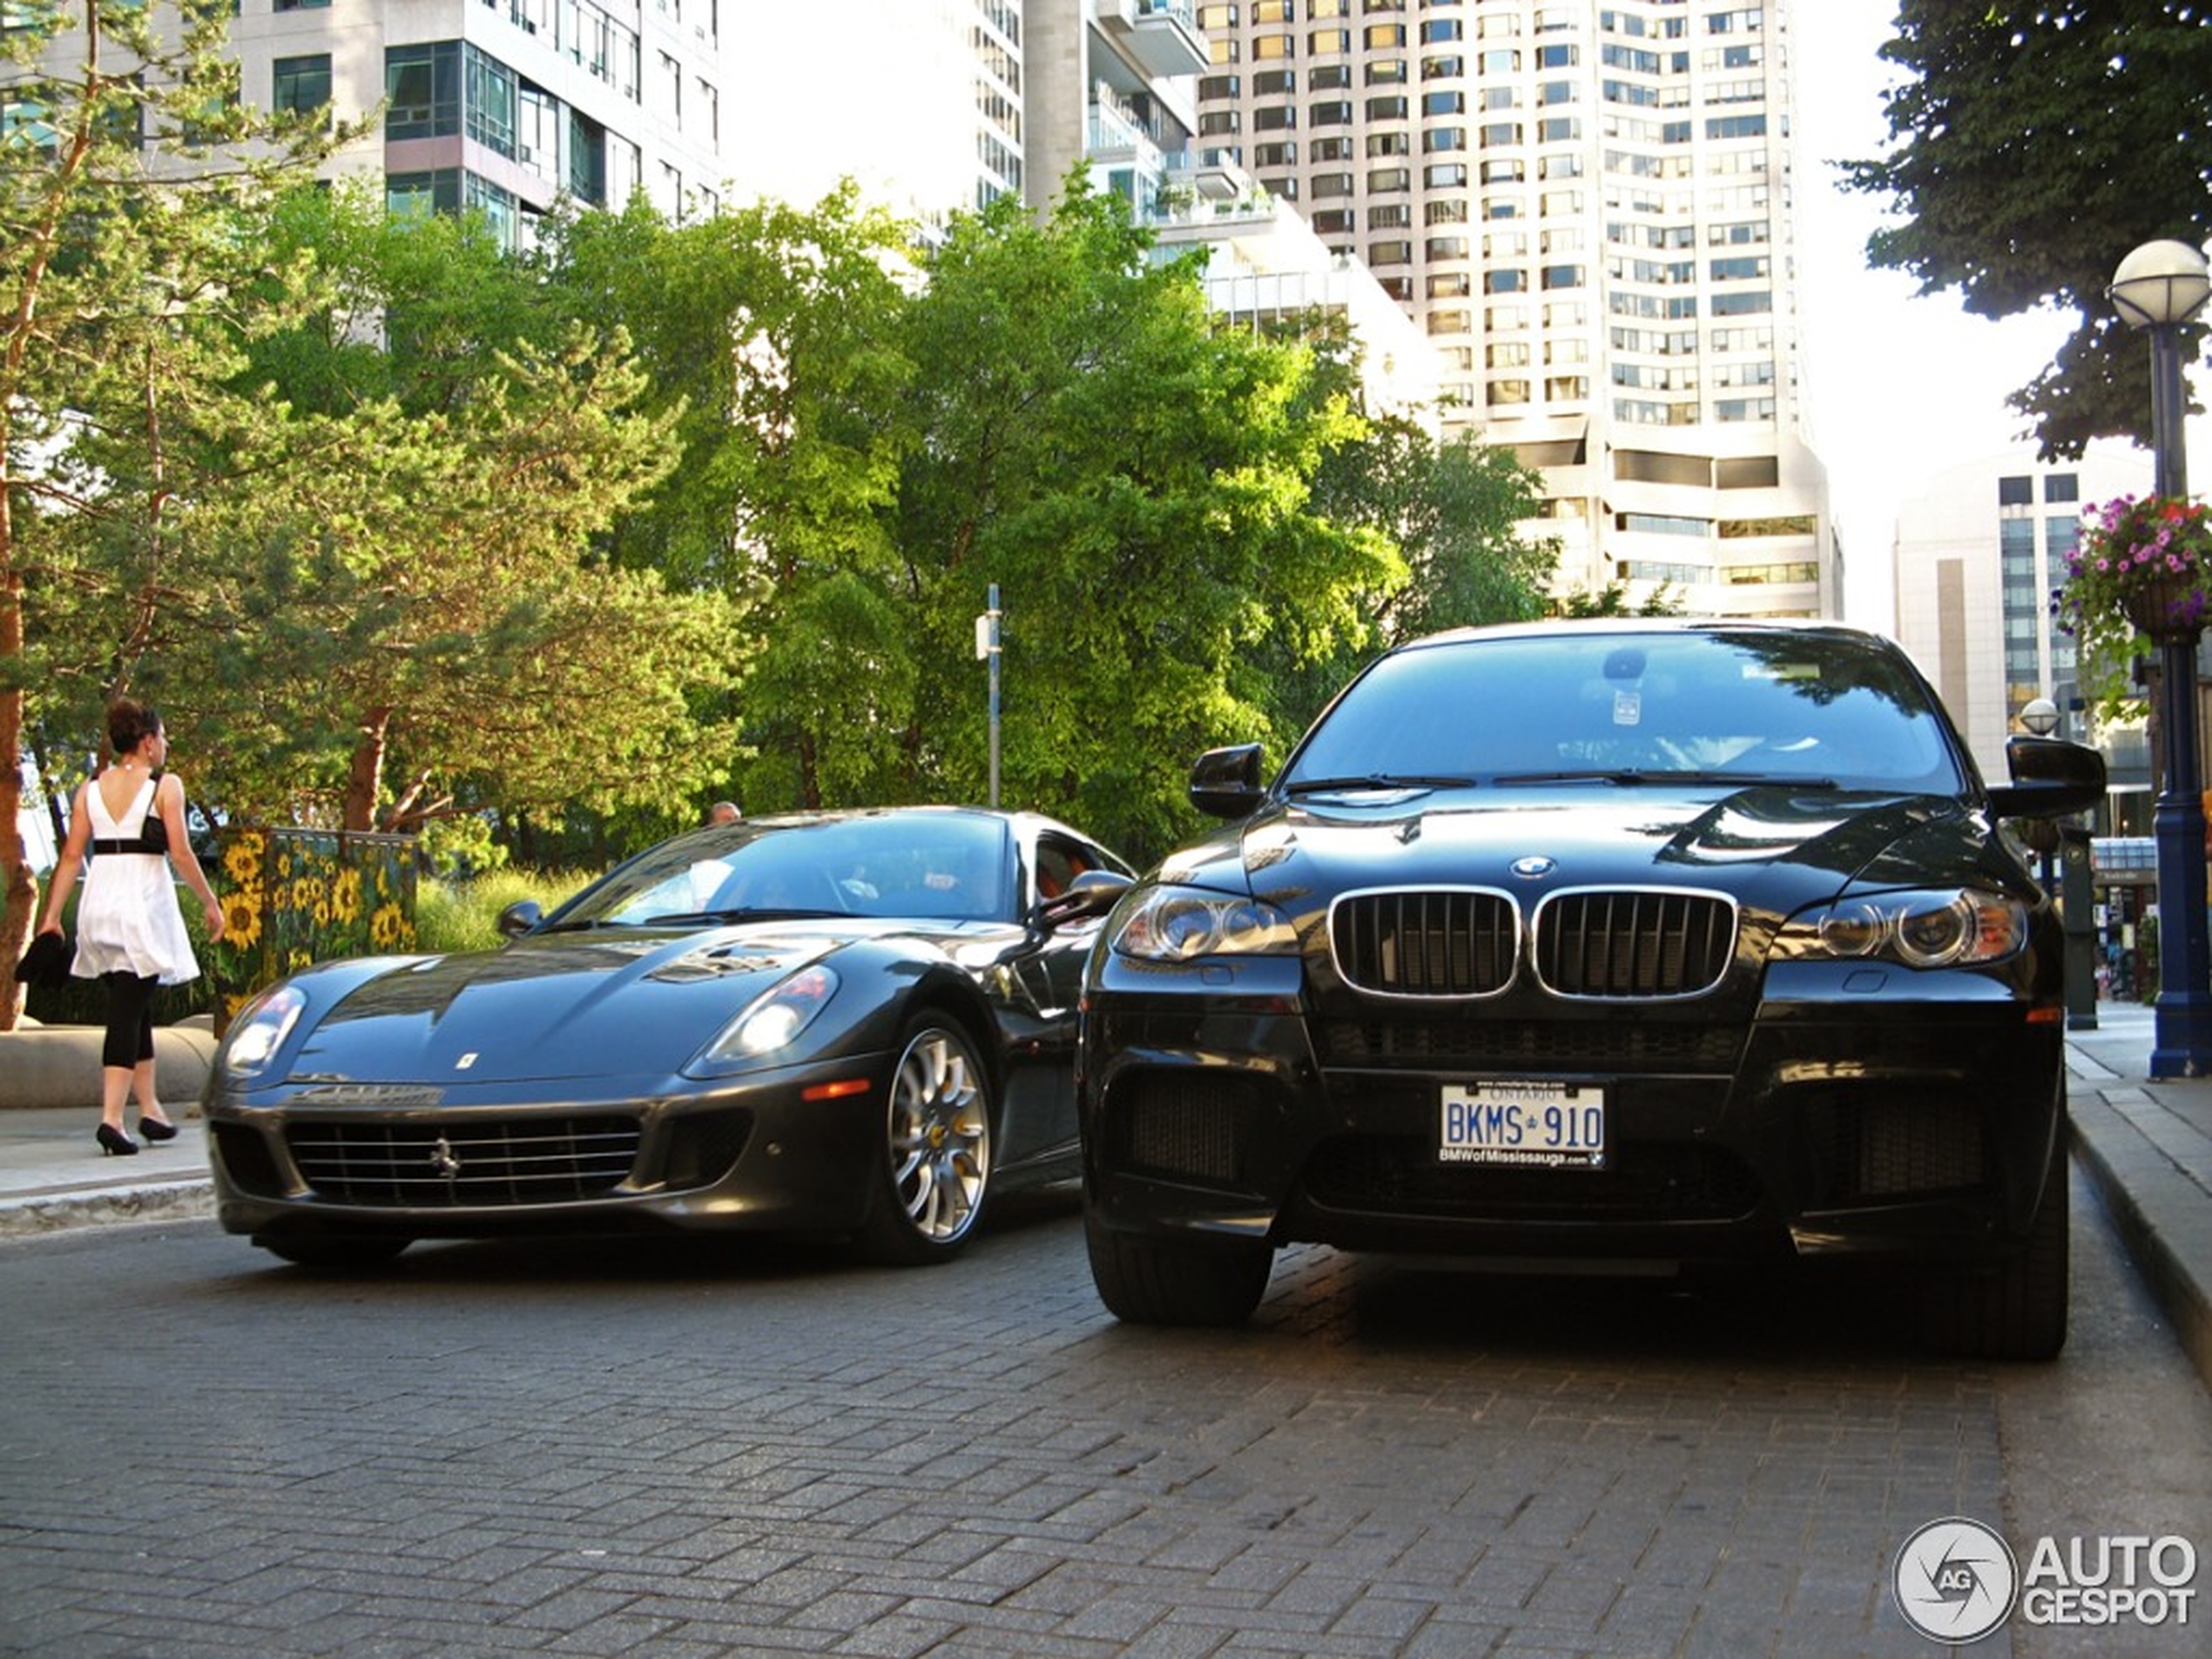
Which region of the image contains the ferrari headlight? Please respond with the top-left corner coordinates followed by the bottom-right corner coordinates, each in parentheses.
top-left (1111, 887), bottom-right (1297, 961)
top-left (221, 984), bottom-right (307, 1078)
top-left (688, 966), bottom-right (840, 1075)
top-left (1793, 889), bottom-right (2027, 969)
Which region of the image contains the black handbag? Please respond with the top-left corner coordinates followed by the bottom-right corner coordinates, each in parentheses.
top-left (13, 931), bottom-right (72, 988)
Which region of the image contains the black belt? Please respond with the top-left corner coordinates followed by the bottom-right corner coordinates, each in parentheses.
top-left (91, 838), bottom-right (164, 855)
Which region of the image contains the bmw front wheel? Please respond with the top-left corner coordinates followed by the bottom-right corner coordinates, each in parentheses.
top-left (1084, 1207), bottom-right (1273, 1325)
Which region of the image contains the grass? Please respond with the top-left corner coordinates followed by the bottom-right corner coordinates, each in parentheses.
top-left (414, 867), bottom-right (598, 955)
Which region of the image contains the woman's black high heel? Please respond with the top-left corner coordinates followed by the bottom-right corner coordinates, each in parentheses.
top-left (139, 1116), bottom-right (179, 1143)
top-left (96, 1123), bottom-right (139, 1157)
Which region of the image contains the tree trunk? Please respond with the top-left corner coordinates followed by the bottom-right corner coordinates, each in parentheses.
top-left (343, 707), bottom-right (391, 832)
top-left (0, 562), bottom-right (28, 1034)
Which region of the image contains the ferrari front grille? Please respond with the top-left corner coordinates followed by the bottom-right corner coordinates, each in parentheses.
top-left (286, 1116), bottom-right (642, 1207)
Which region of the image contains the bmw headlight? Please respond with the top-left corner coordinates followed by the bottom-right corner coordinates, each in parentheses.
top-left (221, 984), bottom-right (307, 1078)
top-left (687, 966), bottom-right (840, 1076)
top-left (1110, 887), bottom-right (1297, 961)
top-left (1788, 889), bottom-right (2028, 969)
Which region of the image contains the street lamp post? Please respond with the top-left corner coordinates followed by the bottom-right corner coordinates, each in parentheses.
top-left (2111, 239), bottom-right (2212, 1076)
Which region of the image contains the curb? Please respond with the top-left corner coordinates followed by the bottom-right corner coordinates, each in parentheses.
top-left (2070, 1090), bottom-right (2212, 1390)
top-left (0, 1181), bottom-right (214, 1240)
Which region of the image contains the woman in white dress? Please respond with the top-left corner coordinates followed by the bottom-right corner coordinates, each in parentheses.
top-left (34, 699), bottom-right (226, 1156)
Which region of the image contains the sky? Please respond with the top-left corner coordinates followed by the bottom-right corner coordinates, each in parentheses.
top-left (1788, 7), bottom-right (2203, 629)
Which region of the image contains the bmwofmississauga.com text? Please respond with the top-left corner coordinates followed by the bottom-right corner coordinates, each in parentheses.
top-left (1892, 1517), bottom-right (2199, 1644)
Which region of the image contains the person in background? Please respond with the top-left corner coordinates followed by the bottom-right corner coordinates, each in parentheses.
top-left (707, 801), bottom-right (743, 826)
top-left (35, 699), bottom-right (225, 1157)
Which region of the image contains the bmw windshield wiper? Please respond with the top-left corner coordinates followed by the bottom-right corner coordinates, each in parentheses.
top-left (1285, 773), bottom-right (1480, 795)
top-left (637, 907), bottom-right (845, 927)
top-left (1494, 768), bottom-right (1838, 788)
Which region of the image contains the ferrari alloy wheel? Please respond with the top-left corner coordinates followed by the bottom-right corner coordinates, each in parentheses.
top-left (863, 1014), bottom-right (993, 1264)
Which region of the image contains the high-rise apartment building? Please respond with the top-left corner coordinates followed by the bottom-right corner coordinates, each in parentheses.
top-left (727, 0), bottom-right (1022, 226)
top-left (2, 0), bottom-right (731, 244)
top-left (1191, 0), bottom-right (1831, 615)
top-left (247, 0), bottom-right (728, 237)
top-left (1892, 448), bottom-right (2149, 789)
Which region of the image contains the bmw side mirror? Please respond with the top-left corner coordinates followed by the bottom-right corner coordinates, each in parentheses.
top-left (1988, 735), bottom-right (2106, 820)
top-left (1190, 743), bottom-right (1268, 819)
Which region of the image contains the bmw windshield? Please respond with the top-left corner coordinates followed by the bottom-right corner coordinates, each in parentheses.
top-left (1283, 630), bottom-right (1971, 798)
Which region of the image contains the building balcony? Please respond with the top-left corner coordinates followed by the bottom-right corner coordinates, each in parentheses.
top-left (1088, 105), bottom-right (1164, 174)
top-left (1103, 0), bottom-right (1211, 81)
top-left (1163, 145), bottom-right (1241, 201)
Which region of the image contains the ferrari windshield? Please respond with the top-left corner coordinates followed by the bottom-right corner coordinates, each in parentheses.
top-left (1284, 629), bottom-right (1971, 797)
top-left (548, 812), bottom-right (1017, 927)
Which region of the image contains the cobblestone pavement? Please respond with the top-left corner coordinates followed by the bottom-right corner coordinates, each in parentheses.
top-left (2, 1171), bottom-right (2207, 1659)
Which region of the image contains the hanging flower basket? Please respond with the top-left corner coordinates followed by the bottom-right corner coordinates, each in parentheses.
top-left (2052, 494), bottom-right (2212, 706)
top-left (2121, 570), bottom-right (2209, 641)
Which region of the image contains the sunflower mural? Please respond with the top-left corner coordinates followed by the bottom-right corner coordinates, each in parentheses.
top-left (211, 829), bottom-right (419, 1032)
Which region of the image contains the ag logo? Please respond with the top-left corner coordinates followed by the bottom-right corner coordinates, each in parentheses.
top-left (1893, 1516), bottom-right (2020, 1643)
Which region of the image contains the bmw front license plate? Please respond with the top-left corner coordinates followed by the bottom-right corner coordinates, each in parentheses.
top-left (1440, 1081), bottom-right (1606, 1169)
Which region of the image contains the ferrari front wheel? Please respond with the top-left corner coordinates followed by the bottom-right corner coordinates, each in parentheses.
top-left (860, 1013), bottom-right (994, 1264)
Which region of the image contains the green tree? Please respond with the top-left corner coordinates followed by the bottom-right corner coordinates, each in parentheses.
top-left (1840, 0), bottom-right (2212, 457)
top-left (2, 0), bottom-right (354, 1025)
top-left (535, 187), bottom-right (918, 813)
top-left (165, 327), bottom-right (737, 836)
top-left (894, 181), bottom-right (1399, 860)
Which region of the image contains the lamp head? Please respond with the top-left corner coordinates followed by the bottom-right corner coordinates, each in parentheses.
top-left (2110, 239), bottom-right (2212, 330)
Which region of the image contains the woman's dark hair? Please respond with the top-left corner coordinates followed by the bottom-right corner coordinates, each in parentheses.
top-left (106, 698), bottom-right (162, 756)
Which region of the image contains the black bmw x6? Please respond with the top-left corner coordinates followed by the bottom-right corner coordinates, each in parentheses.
top-left (1076, 620), bottom-right (2106, 1359)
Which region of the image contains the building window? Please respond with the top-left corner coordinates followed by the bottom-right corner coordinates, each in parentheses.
top-left (2046, 473), bottom-right (2080, 503)
top-left (387, 42), bottom-right (462, 140)
top-left (1998, 475), bottom-right (2034, 507)
top-left (1706, 113), bottom-right (1767, 140)
top-left (271, 53), bottom-right (332, 119)
top-left (468, 49), bottom-right (519, 157)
